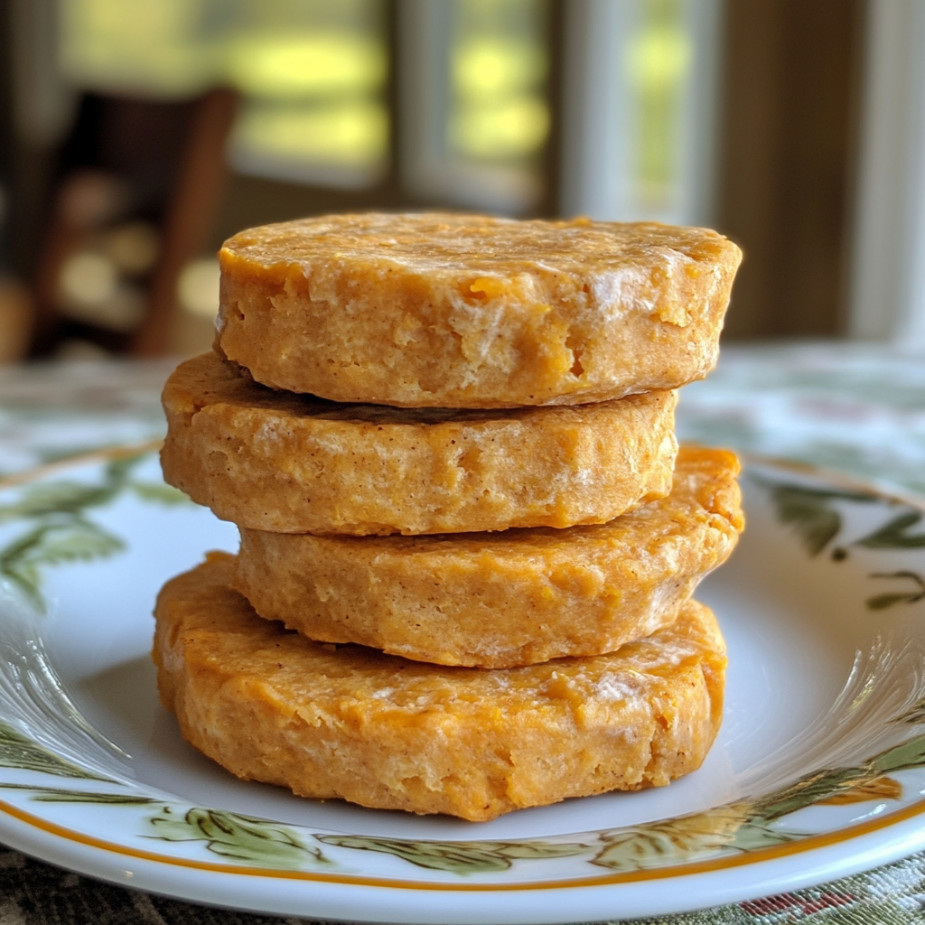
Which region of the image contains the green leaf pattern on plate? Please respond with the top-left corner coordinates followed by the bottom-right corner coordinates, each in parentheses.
top-left (757, 481), bottom-right (875, 557)
top-left (0, 520), bottom-right (125, 612)
top-left (856, 511), bottom-right (925, 550)
top-left (0, 723), bottom-right (113, 782)
top-left (316, 834), bottom-right (590, 874)
top-left (148, 805), bottom-right (329, 869)
top-left (866, 571), bottom-right (925, 611)
top-left (758, 474), bottom-right (925, 610)
top-left (0, 450), bottom-right (188, 612)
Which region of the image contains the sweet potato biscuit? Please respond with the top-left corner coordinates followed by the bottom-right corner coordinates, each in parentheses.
top-left (233, 445), bottom-right (743, 667)
top-left (153, 553), bottom-right (727, 821)
top-left (216, 212), bottom-right (742, 408)
top-left (160, 352), bottom-right (678, 535)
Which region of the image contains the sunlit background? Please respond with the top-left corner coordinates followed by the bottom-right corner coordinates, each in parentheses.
top-left (1, 0), bottom-right (923, 360)
top-left (58, 0), bottom-right (696, 209)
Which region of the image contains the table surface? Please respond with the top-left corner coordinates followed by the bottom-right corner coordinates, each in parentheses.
top-left (0, 340), bottom-right (923, 925)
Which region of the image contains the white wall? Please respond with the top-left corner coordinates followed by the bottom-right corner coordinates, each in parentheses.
top-left (848, 0), bottom-right (925, 345)
top-left (558, 0), bottom-right (723, 226)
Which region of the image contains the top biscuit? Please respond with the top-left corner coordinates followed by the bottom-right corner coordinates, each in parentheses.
top-left (216, 212), bottom-right (742, 408)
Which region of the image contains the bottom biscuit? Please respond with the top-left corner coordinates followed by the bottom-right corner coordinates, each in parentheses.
top-left (152, 553), bottom-right (727, 822)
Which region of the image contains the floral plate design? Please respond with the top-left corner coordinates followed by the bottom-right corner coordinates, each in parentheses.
top-left (0, 445), bottom-right (923, 924)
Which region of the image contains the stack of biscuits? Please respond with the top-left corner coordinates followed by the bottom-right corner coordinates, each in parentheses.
top-left (153, 212), bottom-right (744, 822)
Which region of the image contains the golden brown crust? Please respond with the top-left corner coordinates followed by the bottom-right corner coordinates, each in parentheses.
top-left (216, 212), bottom-right (742, 408)
top-left (232, 445), bottom-right (743, 667)
top-left (160, 352), bottom-right (678, 535)
top-left (153, 553), bottom-right (727, 821)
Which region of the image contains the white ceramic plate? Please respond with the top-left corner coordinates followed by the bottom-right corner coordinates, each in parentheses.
top-left (0, 445), bottom-right (923, 924)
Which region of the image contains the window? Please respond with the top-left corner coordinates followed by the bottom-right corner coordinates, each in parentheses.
top-left (60, 0), bottom-right (714, 220)
top-left (60, 0), bottom-right (390, 186)
top-left (398, 0), bottom-right (552, 213)
top-left (848, 0), bottom-right (925, 346)
top-left (559, 0), bottom-right (721, 225)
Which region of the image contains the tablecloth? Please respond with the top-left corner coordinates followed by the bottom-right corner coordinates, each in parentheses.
top-left (0, 340), bottom-right (923, 924)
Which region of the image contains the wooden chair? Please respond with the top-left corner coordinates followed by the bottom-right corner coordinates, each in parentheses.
top-left (27, 85), bottom-right (238, 358)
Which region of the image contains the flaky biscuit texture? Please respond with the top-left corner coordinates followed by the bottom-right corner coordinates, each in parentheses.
top-left (232, 445), bottom-right (743, 667)
top-left (160, 352), bottom-right (678, 535)
top-left (216, 212), bottom-right (742, 407)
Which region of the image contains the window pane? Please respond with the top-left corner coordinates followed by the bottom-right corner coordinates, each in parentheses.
top-left (59, 0), bottom-right (218, 95)
top-left (225, 0), bottom-right (388, 181)
top-left (560, 0), bottom-right (721, 224)
top-left (449, 0), bottom-right (550, 171)
top-left (398, 0), bottom-right (550, 213)
top-left (628, 0), bottom-right (693, 212)
top-left (59, 0), bottom-right (389, 184)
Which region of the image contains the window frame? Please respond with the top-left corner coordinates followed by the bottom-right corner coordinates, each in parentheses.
top-left (848, 0), bottom-right (925, 346)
